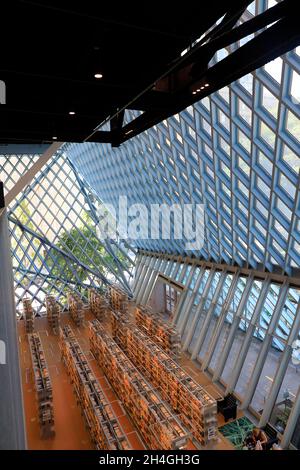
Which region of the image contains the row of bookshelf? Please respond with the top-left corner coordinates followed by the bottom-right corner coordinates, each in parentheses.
top-left (89, 320), bottom-right (190, 450)
top-left (45, 295), bottom-right (61, 334)
top-left (67, 292), bottom-right (85, 327)
top-left (59, 325), bottom-right (131, 450)
top-left (135, 305), bottom-right (181, 358)
top-left (23, 297), bottom-right (34, 333)
top-left (111, 312), bottom-right (217, 446)
top-left (88, 289), bottom-right (108, 321)
top-left (28, 333), bottom-right (55, 439)
top-left (107, 285), bottom-right (129, 313)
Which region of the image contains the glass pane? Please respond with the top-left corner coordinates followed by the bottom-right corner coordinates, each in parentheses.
top-left (238, 99), bottom-right (252, 125)
top-left (262, 86), bottom-right (279, 118)
top-left (250, 343), bottom-right (283, 414)
top-left (259, 121), bottom-right (276, 148)
top-left (286, 110), bottom-right (300, 143)
top-left (258, 150), bottom-right (273, 175)
top-left (239, 73), bottom-right (253, 93)
top-left (290, 69), bottom-right (300, 105)
top-left (264, 57), bottom-right (283, 83)
top-left (282, 144), bottom-right (300, 175)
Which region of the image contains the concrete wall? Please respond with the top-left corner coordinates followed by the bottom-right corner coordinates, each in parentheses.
top-left (0, 209), bottom-right (26, 449)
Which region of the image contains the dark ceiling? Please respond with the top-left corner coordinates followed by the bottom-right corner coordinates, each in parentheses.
top-left (0, 0), bottom-right (299, 146)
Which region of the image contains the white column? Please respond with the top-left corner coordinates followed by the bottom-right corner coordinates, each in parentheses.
top-left (225, 280), bottom-right (270, 394)
top-left (212, 275), bottom-right (254, 382)
top-left (190, 271), bottom-right (226, 358)
top-left (259, 298), bottom-right (300, 427)
top-left (0, 209), bottom-right (27, 449)
top-left (134, 255), bottom-right (150, 302)
top-left (201, 272), bottom-right (240, 371)
top-left (178, 266), bottom-right (207, 335)
top-left (141, 257), bottom-right (166, 306)
top-left (171, 263), bottom-right (189, 325)
top-left (165, 259), bottom-right (174, 277)
top-left (131, 252), bottom-right (142, 290)
top-left (171, 259), bottom-right (182, 281)
top-left (241, 283), bottom-right (289, 410)
top-left (136, 256), bottom-right (157, 305)
top-left (172, 264), bottom-right (196, 326)
top-left (139, 256), bottom-right (160, 305)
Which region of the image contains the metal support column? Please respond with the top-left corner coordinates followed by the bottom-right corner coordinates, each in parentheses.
top-left (131, 252), bottom-right (142, 290)
top-left (212, 276), bottom-right (254, 382)
top-left (225, 280), bottom-right (270, 394)
top-left (201, 272), bottom-right (240, 371)
top-left (281, 386), bottom-right (300, 449)
top-left (136, 256), bottom-right (157, 305)
top-left (171, 263), bottom-right (189, 325)
top-left (259, 299), bottom-right (300, 427)
top-left (0, 209), bottom-right (26, 449)
top-left (190, 271), bottom-right (226, 358)
top-left (144, 258), bottom-right (167, 307)
top-left (165, 259), bottom-right (174, 277)
top-left (171, 260), bottom-right (182, 282)
top-left (134, 255), bottom-right (150, 301)
top-left (172, 264), bottom-right (196, 326)
top-left (177, 266), bottom-right (206, 335)
top-left (139, 256), bottom-right (160, 305)
top-left (181, 267), bottom-right (214, 346)
top-left (241, 283), bottom-right (289, 410)
top-left (141, 257), bottom-right (166, 306)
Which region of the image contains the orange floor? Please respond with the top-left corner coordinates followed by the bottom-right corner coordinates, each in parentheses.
top-left (18, 309), bottom-right (233, 450)
top-left (18, 312), bottom-right (144, 450)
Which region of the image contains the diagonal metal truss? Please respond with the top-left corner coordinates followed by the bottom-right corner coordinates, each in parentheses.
top-left (1, 149), bottom-right (135, 315)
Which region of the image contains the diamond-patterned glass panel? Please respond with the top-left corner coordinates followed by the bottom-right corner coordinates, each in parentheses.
top-left (1, 151), bottom-right (134, 315)
top-left (65, 1), bottom-right (300, 276)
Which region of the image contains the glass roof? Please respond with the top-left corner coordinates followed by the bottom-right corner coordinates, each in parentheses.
top-left (65, 1), bottom-right (300, 276)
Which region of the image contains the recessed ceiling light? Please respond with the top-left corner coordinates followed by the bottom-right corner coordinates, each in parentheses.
top-left (69, 111), bottom-right (75, 115)
top-left (192, 91), bottom-right (197, 95)
top-left (196, 89), bottom-right (200, 92)
top-left (205, 83), bottom-right (209, 87)
top-left (94, 73), bottom-right (103, 79)
top-left (201, 86), bottom-right (205, 90)
top-left (52, 136), bottom-right (57, 140)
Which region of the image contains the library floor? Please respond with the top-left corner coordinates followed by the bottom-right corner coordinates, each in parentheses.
top-left (18, 311), bottom-right (236, 450)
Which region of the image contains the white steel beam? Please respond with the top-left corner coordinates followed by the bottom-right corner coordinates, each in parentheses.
top-left (259, 298), bottom-right (300, 427)
top-left (225, 279), bottom-right (271, 394)
top-left (200, 272), bottom-right (240, 371)
top-left (190, 271), bottom-right (226, 359)
top-left (241, 282), bottom-right (289, 410)
top-left (5, 142), bottom-right (62, 206)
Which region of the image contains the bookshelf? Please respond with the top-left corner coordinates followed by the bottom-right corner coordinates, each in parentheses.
top-left (23, 297), bottom-right (34, 333)
top-left (88, 289), bottom-right (108, 321)
top-left (28, 333), bottom-right (55, 438)
top-left (89, 320), bottom-right (190, 450)
top-left (46, 295), bottom-right (61, 334)
top-left (67, 292), bottom-right (85, 327)
top-left (107, 285), bottom-right (128, 313)
top-left (111, 312), bottom-right (217, 446)
top-left (59, 325), bottom-right (131, 450)
top-left (135, 305), bottom-right (181, 358)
